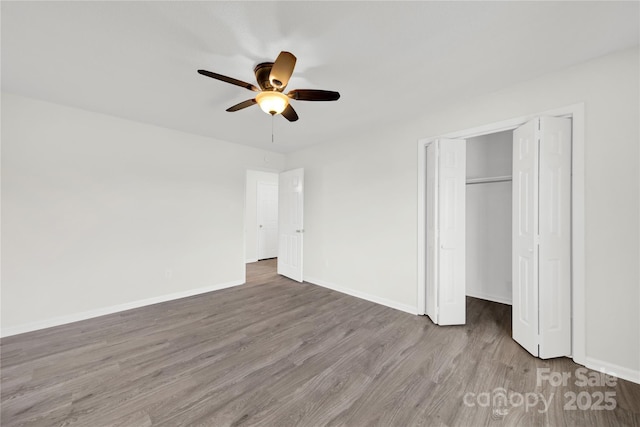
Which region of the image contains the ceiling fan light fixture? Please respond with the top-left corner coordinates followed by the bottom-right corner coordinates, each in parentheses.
top-left (256, 91), bottom-right (289, 115)
top-left (198, 50), bottom-right (339, 122)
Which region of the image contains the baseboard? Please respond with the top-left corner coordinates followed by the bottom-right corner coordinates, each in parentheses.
top-left (465, 290), bottom-right (512, 306)
top-left (1, 279), bottom-right (244, 338)
top-left (584, 356), bottom-right (640, 385)
top-left (304, 276), bottom-right (418, 315)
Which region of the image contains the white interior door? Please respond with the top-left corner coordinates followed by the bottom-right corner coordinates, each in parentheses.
top-left (538, 116), bottom-right (571, 358)
top-left (425, 142), bottom-right (438, 323)
top-left (278, 168), bottom-right (304, 282)
top-left (257, 182), bottom-right (279, 260)
top-left (436, 139), bottom-right (467, 325)
top-left (513, 119), bottom-right (539, 356)
top-left (512, 117), bottom-right (571, 359)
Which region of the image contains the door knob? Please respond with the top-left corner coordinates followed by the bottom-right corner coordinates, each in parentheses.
top-left (259, 225), bottom-right (263, 228)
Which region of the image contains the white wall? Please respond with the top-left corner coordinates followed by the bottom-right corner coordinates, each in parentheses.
top-left (245, 170), bottom-right (279, 262)
top-left (465, 132), bottom-right (513, 304)
top-left (1, 93), bottom-right (285, 335)
top-left (286, 126), bottom-right (419, 314)
top-left (286, 47), bottom-right (639, 377)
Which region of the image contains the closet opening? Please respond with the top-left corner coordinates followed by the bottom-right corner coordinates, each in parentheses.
top-left (417, 104), bottom-right (584, 363)
top-left (465, 131), bottom-right (513, 306)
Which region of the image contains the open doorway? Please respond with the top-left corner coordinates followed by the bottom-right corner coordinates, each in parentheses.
top-left (245, 170), bottom-right (279, 263)
top-left (245, 168), bottom-right (305, 284)
top-left (245, 170), bottom-right (279, 281)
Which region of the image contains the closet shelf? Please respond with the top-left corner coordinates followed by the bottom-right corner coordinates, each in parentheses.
top-left (466, 175), bottom-right (512, 185)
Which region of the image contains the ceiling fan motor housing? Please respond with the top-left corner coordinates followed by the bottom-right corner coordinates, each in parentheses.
top-left (254, 62), bottom-right (277, 91)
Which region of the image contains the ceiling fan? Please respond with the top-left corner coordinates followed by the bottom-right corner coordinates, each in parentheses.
top-left (198, 51), bottom-right (340, 122)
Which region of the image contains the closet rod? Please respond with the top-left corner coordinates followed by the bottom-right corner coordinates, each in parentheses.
top-left (466, 175), bottom-right (512, 185)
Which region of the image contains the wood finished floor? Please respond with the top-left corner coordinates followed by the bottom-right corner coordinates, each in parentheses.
top-left (2, 259), bottom-right (639, 426)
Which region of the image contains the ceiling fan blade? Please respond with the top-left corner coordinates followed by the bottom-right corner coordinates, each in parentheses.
top-left (198, 69), bottom-right (259, 92)
top-left (287, 89), bottom-right (340, 101)
top-left (269, 51), bottom-right (297, 90)
top-left (281, 104), bottom-right (299, 122)
top-left (226, 99), bottom-right (257, 112)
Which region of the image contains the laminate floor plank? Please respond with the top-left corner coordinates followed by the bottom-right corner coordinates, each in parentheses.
top-left (2, 258), bottom-right (639, 426)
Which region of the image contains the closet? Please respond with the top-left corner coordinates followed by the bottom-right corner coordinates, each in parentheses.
top-left (424, 116), bottom-right (572, 360)
top-left (465, 131), bottom-right (513, 305)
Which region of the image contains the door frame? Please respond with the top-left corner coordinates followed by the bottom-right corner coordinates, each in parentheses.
top-left (416, 102), bottom-right (585, 366)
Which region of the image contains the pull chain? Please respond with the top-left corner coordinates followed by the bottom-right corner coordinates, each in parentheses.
top-left (271, 114), bottom-right (274, 143)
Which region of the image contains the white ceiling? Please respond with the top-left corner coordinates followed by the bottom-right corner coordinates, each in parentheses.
top-left (2, 1), bottom-right (638, 153)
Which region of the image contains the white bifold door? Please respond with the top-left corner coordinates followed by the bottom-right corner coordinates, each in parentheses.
top-left (278, 168), bottom-right (304, 282)
top-left (425, 139), bottom-right (467, 325)
top-left (512, 117), bottom-right (571, 359)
